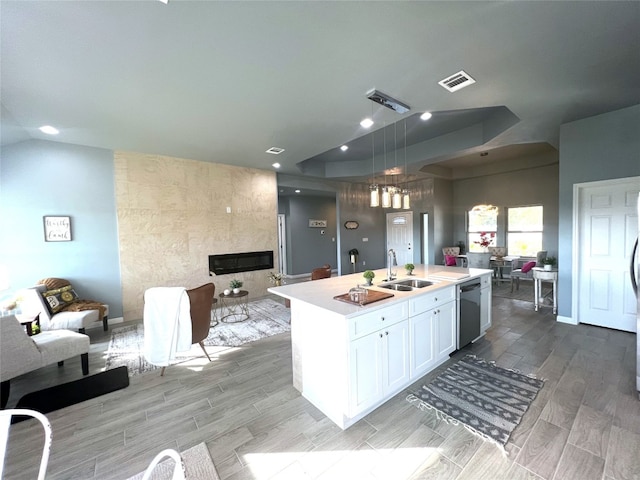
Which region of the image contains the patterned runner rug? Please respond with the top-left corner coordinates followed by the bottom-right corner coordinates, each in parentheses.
top-left (407, 355), bottom-right (544, 450)
top-left (105, 297), bottom-right (290, 376)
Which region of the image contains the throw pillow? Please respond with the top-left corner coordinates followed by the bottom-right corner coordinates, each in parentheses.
top-left (42, 285), bottom-right (79, 313)
top-left (445, 255), bottom-right (457, 266)
top-left (37, 277), bottom-right (71, 290)
top-left (521, 261), bottom-right (536, 273)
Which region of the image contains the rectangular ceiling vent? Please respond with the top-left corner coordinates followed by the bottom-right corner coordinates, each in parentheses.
top-left (265, 147), bottom-right (285, 155)
top-left (438, 70), bottom-right (476, 93)
top-left (366, 89), bottom-right (410, 114)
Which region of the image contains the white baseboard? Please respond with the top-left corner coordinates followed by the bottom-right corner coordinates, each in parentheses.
top-left (556, 315), bottom-right (577, 325)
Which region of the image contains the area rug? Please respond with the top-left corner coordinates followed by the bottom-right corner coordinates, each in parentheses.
top-left (407, 355), bottom-right (544, 450)
top-left (15, 366), bottom-right (129, 420)
top-left (126, 442), bottom-right (220, 480)
top-left (105, 298), bottom-right (290, 376)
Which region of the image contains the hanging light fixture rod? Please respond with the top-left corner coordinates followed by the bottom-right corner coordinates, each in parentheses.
top-left (366, 89), bottom-right (410, 114)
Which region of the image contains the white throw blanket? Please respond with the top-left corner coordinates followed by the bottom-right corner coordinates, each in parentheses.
top-left (143, 287), bottom-right (192, 366)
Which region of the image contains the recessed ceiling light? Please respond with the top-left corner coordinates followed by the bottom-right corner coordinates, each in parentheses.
top-left (340, 145), bottom-right (349, 152)
top-left (266, 147), bottom-right (285, 155)
top-left (39, 125), bottom-right (59, 135)
top-left (360, 118), bottom-right (374, 128)
top-left (420, 112), bottom-right (432, 121)
top-left (295, 189), bottom-right (301, 193)
top-left (272, 162), bottom-right (281, 169)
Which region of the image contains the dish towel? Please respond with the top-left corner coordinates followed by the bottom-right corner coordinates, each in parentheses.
top-left (143, 287), bottom-right (192, 366)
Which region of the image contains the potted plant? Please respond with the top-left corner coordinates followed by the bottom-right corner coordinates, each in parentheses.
top-left (229, 279), bottom-right (243, 294)
top-left (404, 263), bottom-right (415, 275)
top-left (542, 257), bottom-right (556, 271)
top-left (362, 270), bottom-right (375, 286)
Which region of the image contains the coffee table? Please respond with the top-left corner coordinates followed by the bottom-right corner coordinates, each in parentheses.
top-left (219, 290), bottom-right (250, 323)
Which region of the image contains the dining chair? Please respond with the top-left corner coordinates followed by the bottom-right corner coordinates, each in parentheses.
top-left (311, 264), bottom-right (332, 280)
top-left (442, 247), bottom-right (462, 267)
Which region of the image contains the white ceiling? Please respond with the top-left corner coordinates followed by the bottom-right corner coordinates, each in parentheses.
top-left (2, 1), bottom-right (639, 182)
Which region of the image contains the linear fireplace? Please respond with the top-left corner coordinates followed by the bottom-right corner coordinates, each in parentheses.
top-left (209, 251), bottom-right (274, 276)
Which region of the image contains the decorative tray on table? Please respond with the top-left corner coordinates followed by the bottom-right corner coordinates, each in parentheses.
top-left (333, 289), bottom-right (394, 306)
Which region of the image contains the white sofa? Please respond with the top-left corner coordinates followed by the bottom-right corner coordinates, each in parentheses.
top-left (0, 314), bottom-right (89, 408)
top-left (21, 285), bottom-right (109, 333)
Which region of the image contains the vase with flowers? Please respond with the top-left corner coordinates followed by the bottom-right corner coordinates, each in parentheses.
top-left (267, 271), bottom-right (284, 286)
top-left (474, 232), bottom-right (495, 252)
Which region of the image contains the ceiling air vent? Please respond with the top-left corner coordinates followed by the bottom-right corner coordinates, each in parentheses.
top-left (438, 70), bottom-right (476, 93)
top-left (265, 147), bottom-right (285, 155)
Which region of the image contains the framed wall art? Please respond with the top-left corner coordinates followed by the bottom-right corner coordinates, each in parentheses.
top-left (43, 216), bottom-right (72, 242)
top-left (308, 219), bottom-right (327, 228)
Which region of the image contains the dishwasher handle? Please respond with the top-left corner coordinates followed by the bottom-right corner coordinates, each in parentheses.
top-left (460, 283), bottom-right (481, 293)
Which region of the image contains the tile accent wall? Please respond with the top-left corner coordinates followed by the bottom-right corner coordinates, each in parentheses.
top-left (114, 151), bottom-right (278, 321)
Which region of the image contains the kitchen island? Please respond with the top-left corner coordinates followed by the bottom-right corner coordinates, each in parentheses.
top-left (268, 264), bottom-right (492, 429)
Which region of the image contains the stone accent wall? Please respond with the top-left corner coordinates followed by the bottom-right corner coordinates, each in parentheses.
top-left (114, 151), bottom-right (278, 321)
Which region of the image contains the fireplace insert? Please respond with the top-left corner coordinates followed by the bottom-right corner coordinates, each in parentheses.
top-left (209, 251), bottom-right (274, 276)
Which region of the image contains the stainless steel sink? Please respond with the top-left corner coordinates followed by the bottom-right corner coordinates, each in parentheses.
top-left (378, 283), bottom-right (413, 291)
top-left (394, 279), bottom-right (434, 288)
top-left (378, 278), bottom-right (437, 291)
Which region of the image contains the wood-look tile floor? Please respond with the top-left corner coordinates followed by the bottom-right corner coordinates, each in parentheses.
top-left (3, 295), bottom-right (639, 480)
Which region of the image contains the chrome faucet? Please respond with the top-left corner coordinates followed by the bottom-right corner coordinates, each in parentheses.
top-left (387, 249), bottom-right (397, 280)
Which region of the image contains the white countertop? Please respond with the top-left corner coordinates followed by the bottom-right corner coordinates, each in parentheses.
top-left (268, 264), bottom-right (492, 318)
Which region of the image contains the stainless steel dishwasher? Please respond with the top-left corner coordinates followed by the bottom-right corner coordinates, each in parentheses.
top-left (458, 278), bottom-right (481, 349)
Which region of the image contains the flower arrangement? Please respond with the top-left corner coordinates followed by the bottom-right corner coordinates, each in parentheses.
top-left (474, 232), bottom-right (495, 249)
top-left (267, 271), bottom-right (284, 285)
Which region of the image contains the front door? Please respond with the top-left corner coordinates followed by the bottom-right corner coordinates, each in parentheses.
top-left (386, 212), bottom-right (414, 270)
top-left (576, 177), bottom-right (639, 332)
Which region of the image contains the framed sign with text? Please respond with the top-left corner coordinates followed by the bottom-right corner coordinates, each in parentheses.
top-left (308, 219), bottom-right (327, 228)
top-left (43, 216), bottom-right (72, 242)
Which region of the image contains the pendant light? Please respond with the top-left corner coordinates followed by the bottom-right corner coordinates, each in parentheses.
top-left (381, 122), bottom-right (391, 208)
top-left (402, 120), bottom-right (410, 209)
top-left (391, 123), bottom-right (402, 208)
top-left (370, 184), bottom-right (380, 207)
top-left (368, 105), bottom-right (379, 208)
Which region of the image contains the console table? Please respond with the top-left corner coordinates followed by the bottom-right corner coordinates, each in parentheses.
top-left (533, 267), bottom-right (557, 314)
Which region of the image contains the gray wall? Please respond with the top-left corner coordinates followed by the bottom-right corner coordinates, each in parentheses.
top-left (0, 140), bottom-right (123, 317)
top-left (558, 104), bottom-right (640, 319)
top-left (452, 160), bottom-right (560, 264)
top-left (278, 194), bottom-right (338, 275)
top-left (338, 183), bottom-right (387, 274)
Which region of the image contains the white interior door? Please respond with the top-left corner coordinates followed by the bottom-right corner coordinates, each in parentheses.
top-left (577, 178), bottom-right (639, 332)
top-left (386, 212), bottom-right (413, 269)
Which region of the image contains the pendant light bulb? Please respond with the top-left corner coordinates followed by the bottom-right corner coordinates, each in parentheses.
top-left (403, 189), bottom-right (410, 209)
top-left (392, 188), bottom-right (402, 209)
top-left (370, 184), bottom-right (379, 207)
top-left (381, 187), bottom-right (391, 208)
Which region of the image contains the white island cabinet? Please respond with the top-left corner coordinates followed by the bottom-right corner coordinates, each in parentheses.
top-left (269, 264), bottom-right (492, 430)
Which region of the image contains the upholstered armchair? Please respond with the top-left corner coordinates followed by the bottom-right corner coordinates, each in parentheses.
top-left (510, 251), bottom-right (547, 292)
top-left (20, 278), bottom-right (109, 333)
top-left (144, 283), bottom-right (216, 376)
top-left (0, 315), bottom-right (89, 408)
